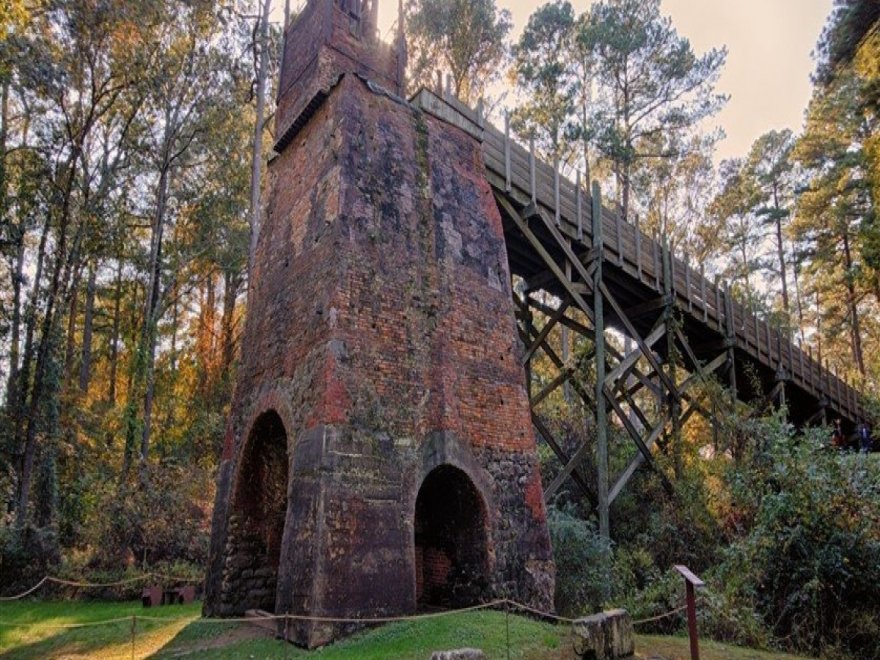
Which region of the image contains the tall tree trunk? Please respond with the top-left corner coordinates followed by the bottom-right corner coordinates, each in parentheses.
top-left (739, 239), bottom-right (752, 302)
top-left (169, 286), bottom-right (179, 373)
top-left (0, 80), bottom-right (8, 241)
top-left (621, 79), bottom-right (631, 223)
top-left (580, 73), bottom-right (591, 186)
top-left (841, 231), bottom-right (865, 376)
top-left (220, 269), bottom-right (240, 372)
top-left (16, 144), bottom-right (81, 527)
top-left (64, 265), bottom-right (83, 388)
top-left (792, 257), bottom-right (806, 345)
top-left (247, 0), bottom-right (272, 295)
top-left (772, 187), bottom-right (790, 316)
top-left (139, 165), bottom-right (170, 469)
top-left (815, 291), bottom-right (823, 365)
top-left (3, 80), bottom-right (23, 408)
top-left (78, 262), bottom-right (97, 393)
top-left (6, 228), bottom-right (25, 408)
top-left (108, 257), bottom-right (123, 405)
top-left (197, 273), bottom-right (217, 396)
top-left (140, 324), bottom-right (159, 470)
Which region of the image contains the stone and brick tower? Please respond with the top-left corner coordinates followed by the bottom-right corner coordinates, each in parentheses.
top-left (203, 0), bottom-right (555, 646)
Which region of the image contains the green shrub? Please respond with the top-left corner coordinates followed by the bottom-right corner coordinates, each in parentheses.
top-left (717, 427), bottom-right (880, 658)
top-left (0, 521), bottom-right (60, 595)
top-left (81, 460), bottom-right (212, 569)
top-left (546, 502), bottom-right (612, 617)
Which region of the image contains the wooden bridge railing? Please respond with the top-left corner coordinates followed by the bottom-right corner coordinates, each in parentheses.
top-left (412, 87), bottom-right (865, 425)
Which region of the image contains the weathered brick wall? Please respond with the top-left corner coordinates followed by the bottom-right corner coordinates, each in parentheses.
top-left (204, 1), bottom-right (554, 646)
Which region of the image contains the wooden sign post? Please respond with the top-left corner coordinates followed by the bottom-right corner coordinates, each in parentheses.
top-left (674, 564), bottom-right (705, 660)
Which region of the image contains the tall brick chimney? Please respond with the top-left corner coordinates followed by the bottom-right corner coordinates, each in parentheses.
top-left (274, 0), bottom-right (406, 146)
top-left (204, 0), bottom-right (555, 647)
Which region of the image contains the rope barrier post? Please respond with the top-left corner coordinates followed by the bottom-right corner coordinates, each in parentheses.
top-left (504, 599), bottom-right (510, 660)
top-left (674, 565), bottom-right (705, 660)
top-left (130, 615), bottom-right (137, 660)
top-left (283, 614), bottom-right (290, 660)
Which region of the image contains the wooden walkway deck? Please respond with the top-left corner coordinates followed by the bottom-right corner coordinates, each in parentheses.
top-left (414, 88), bottom-right (865, 428)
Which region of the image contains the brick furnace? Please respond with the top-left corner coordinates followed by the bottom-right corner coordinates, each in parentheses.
top-left (203, 0), bottom-right (555, 646)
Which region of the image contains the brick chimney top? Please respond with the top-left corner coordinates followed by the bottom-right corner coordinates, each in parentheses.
top-left (275, 0), bottom-right (406, 140)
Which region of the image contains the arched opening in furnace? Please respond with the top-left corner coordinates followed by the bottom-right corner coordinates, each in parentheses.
top-left (414, 465), bottom-right (489, 608)
top-left (229, 410), bottom-right (289, 612)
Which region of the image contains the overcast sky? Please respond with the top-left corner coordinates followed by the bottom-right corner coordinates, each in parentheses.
top-left (282, 0), bottom-right (834, 163)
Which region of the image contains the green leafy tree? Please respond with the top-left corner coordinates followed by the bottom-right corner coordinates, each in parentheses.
top-left (743, 130), bottom-right (797, 318)
top-left (406, 0), bottom-right (511, 104)
top-left (582, 0), bottom-right (726, 222)
top-left (793, 70), bottom-right (873, 377)
top-left (709, 158), bottom-right (764, 306)
top-left (511, 0), bottom-right (576, 160)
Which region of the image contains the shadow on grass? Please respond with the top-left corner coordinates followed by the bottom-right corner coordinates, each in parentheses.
top-left (0, 601), bottom-right (199, 659)
top-left (1, 601), bottom-right (572, 659)
top-left (150, 609), bottom-right (570, 659)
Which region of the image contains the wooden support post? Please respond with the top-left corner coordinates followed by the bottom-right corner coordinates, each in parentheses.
top-left (635, 214), bottom-right (643, 280)
top-left (685, 256), bottom-right (693, 314)
top-left (663, 238), bottom-right (682, 477)
top-left (554, 157), bottom-right (561, 226)
top-left (700, 264), bottom-right (707, 323)
top-left (834, 365), bottom-right (841, 415)
top-left (807, 344), bottom-right (817, 388)
top-left (563, 259), bottom-right (572, 403)
top-left (576, 171), bottom-right (584, 241)
top-left (615, 212), bottom-right (623, 266)
top-left (826, 359), bottom-right (833, 414)
top-left (775, 328), bottom-right (787, 413)
top-left (653, 239), bottom-right (660, 290)
top-left (435, 70), bottom-right (442, 95)
top-left (524, 294), bottom-right (534, 399)
top-left (798, 342), bottom-right (805, 385)
top-left (754, 312), bottom-right (761, 357)
top-left (504, 112), bottom-right (511, 192)
top-left (592, 181), bottom-right (610, 551)
top-left (845, 375), bottom-right (851, 418)
top-left (529, 135), bottom-right (536, 204)
top-left (723, 281), bottom-right (737, 402)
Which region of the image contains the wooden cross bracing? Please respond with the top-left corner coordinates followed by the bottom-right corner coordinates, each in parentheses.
top-left (408, 87), bottom-right (868, 536)
top-left (500, 190), bottom-right (743, 526)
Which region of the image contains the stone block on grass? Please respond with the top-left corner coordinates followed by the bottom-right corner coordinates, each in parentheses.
top-left (572, 608), bottom-right (635, 659)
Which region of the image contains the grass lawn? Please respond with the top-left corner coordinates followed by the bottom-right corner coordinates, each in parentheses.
top-left (0, 600), bottom-right (813, 659)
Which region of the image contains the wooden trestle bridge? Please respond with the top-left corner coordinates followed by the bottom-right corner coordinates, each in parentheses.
top-left (412, 85), bottom-right (867, 533)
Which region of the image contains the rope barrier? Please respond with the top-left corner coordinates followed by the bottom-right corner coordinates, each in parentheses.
top-left (0, 576), bottom-right (48, 601)
top-left (0, 598), bottom-right (570, 630)
top-left (47, 576), bottom-right (153, 588)
top-left (0, 589), bottom-right (696, 626)
top-left (504, 599), bottom-right (575, 623)
top-left (0, 590), bottom-right (699, 631)
top-left (632, 602), bottom-right (690, 626)
top-left (0, 572), bottom-right (203, 600)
